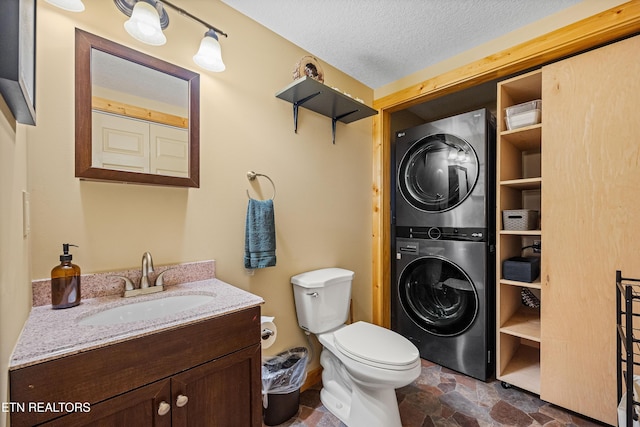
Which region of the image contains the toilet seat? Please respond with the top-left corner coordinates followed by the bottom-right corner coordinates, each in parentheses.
top-left (334, 322), bottom-right (419, 371)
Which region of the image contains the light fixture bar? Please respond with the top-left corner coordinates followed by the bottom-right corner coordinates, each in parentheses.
top-left (160, 0), bottom-right (228, 38)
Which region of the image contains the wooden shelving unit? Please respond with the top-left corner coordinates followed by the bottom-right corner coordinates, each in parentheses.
top-left (496, 69), bottom-right (542, 394)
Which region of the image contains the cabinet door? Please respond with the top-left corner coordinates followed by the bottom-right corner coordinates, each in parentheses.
top-left (42, 379), bottom-right (172, 427)
top-left (172, 344), bottom-right (262, 427)
top-left (91, 111), bottom-right (150, 173)
top-left (541, 34), bottom-right (640, 425)
top-left (150, 123), bottom-right (189, 178)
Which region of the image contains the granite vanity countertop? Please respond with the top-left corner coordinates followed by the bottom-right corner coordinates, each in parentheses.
top-left (10, 279), bottom-right (264, 370)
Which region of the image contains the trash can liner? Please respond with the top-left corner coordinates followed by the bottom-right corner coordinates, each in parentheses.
top-left (262, 347), bottom-right (308, 408)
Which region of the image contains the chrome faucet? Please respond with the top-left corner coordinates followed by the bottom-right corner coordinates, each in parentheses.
top-left (140, 251), bottom-right (155, 289)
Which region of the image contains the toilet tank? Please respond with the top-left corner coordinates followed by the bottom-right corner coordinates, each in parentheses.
top-left (291, 268), bottom-right (354, 334)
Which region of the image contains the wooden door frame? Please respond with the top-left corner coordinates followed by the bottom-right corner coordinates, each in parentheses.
top-left (371, 1), bottom-right (640, 327)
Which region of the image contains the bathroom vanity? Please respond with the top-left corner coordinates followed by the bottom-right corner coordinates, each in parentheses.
top-left (9, 279), bottom-right (263, 426)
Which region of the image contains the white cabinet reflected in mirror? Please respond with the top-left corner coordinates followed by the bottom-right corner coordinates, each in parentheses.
top-left (75, 29), bottom-right (200, 187)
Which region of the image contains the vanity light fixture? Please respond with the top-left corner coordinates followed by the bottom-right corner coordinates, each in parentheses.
top-left (123, 0), bottom-right (167, 46)
top-left (48, 0), bottom-right (228, 72)
top-left (193, 29), bottom-right (225, 72)
top-left (44, 0), bottom-right (85, 12)
top-left (115, 0), bottom-right (228, 71)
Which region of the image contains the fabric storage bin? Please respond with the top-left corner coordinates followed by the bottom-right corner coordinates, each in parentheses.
top-left (503, 256), bottom-right (540, 283)
top-left (502, 209), bottom-right (539, 230)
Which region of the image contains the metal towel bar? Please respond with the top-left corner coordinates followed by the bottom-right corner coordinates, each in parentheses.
top-left (246, 171), bottom-right (276, 200)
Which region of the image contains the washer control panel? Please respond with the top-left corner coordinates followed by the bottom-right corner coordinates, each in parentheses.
top-left (396, 226), bottom-right (488, 242)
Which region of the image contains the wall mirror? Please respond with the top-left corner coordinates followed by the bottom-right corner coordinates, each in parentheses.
top-left (75, 29), bottom-right (200, 187)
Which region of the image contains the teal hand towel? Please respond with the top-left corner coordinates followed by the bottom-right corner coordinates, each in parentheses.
top-left (244, 199), bottom-right (276, 269)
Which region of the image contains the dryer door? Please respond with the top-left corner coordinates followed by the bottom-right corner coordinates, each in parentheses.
top-left (397, 133), bottom-right (479, 213)
top-left (398, 255), bottom-right (478, 336)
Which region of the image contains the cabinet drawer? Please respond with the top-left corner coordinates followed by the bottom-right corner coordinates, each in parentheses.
top-left (10, 306), bottom-right (260, 425)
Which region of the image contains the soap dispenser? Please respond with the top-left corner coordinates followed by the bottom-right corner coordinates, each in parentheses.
top-left (51, 244), bottom-right (81, 309)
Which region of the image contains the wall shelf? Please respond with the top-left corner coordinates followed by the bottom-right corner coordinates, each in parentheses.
top-left (275, 76), bottom-right (377, 144)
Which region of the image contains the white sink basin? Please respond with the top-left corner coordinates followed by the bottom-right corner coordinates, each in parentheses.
top-left (78, 294), bottom-right (215, 326)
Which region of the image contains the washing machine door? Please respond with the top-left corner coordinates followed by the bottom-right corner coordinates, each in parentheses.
top-left (398, 133), bottom-right (479, 213)
top-left (398, 255), bottom-right (478, 336)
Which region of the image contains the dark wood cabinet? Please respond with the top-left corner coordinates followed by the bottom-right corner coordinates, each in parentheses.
top-left (172, 345), bottom-right (261, 427)
top-left (10, 306), bottom-right (262, 426)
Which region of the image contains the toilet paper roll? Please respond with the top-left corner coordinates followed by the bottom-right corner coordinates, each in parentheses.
top-left (261, 316), bottom-right (277, 349)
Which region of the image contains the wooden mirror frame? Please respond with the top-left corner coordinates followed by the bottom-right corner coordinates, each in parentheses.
top-left (75, 29), bottom-right (200, 187)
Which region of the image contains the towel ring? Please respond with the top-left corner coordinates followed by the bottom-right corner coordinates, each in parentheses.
top-left (246, 171), bottom-right (276, 200)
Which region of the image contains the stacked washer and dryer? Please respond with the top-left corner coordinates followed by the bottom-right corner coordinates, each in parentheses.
top-left (391, 109), bottom-right (496, 381)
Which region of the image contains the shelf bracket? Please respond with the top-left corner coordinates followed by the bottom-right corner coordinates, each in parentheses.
top-left (292, 91), bottom-right (321, 133)
top-left (331, 109), bottom-right (360, 144)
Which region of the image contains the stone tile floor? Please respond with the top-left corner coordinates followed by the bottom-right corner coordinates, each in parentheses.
top-left (265, 359), bottom-right (605, 427)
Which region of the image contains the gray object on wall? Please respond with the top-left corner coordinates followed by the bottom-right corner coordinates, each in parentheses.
top-left (0, 0), bottom-right (36, 125)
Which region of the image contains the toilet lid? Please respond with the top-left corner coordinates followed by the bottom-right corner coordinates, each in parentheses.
top-left (334, 322), bottom-right (419, 368)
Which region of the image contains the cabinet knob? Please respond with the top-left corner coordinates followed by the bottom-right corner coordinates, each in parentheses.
top-left (176, 394), bottom-right (189, 407)
top-left (158, 401), bottom-right (170, 416)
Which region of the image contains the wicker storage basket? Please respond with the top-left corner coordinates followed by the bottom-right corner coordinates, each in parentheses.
top-left (502, 209), bottom-right (539, 230)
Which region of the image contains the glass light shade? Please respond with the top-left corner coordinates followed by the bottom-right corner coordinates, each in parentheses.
top-left (124, 1), bottom-right (166, 46)
top-left (193, 32), bottom-right (226, 72)
top-left (45, 0), bottom-right (85, 12)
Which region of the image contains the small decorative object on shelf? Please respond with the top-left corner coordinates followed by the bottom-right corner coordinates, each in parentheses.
top-left (293, 55), bottom-right (324, 83)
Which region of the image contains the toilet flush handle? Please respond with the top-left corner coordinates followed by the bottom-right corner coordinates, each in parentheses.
top-left (306, 292), bottom-right (319, 298)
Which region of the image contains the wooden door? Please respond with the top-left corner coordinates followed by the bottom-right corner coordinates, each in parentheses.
top-left (541, 34), bottom-right (640, 425)
top-left (91, 111), bottom-right (150, 173)
top-left (171, 344), bottom-right (262, 427)
top-left (42, 379), bottom-right (172, 427)
top-left (149, 123), bottom-right (189, 177)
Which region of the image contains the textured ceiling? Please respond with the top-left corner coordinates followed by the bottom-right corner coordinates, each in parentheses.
top-left (221, 0), bottom-right (582, 89)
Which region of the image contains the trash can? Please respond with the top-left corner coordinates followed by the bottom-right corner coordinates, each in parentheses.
top-left (262, 347), bottom-right (308, 426)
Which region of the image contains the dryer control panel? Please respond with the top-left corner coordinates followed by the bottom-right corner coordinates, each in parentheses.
top-left (396, 226), bottom-right (487, 242)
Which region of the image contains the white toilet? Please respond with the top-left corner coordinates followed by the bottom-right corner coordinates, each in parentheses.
top-left (291, 268), bottom-right (421, 427)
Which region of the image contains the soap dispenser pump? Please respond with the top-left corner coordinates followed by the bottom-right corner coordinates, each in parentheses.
top-left (51, 243), bottom-right (81, 309)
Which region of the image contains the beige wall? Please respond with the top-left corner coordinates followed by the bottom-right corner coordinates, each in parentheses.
top-left (25, 0), bottom-right (373, 377)
top-left (0, 100), bottom-right (31, 426)
top-left (374, 0), bottom-right (629, 99)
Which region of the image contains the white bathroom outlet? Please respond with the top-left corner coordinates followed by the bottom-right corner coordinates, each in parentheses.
top-left (22, 190), bottom-right (30, 237)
